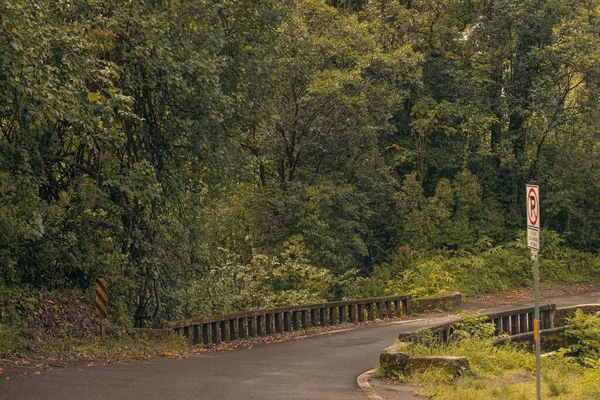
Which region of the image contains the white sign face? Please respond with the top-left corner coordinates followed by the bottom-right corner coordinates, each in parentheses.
top-left (527, 185), bottom-right (540, 251)
top-left (527, 185), bottom-right (540, 229)
top-left (528, 228), bottom-right (540, 251)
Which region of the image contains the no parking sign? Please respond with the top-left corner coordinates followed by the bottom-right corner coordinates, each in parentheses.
top-left (527, 185), bottom-right (540, 253)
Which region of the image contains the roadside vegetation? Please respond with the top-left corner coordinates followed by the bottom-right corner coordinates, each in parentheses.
top-left (346, 229), bottom-right (600, 300)
top-left (0, 287), bottom-right (187, 369)
top-left (381, 312), bottom-right (600, 399)
top-left (3, 0), bottom-right (600, 363)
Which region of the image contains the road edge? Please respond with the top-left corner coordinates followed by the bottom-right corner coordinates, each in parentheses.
top-left (357, 369), bottom-right (383, 400)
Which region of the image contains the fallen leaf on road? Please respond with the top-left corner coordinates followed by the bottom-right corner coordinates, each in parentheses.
top-left (5, 377), bottom-right (9, 381)
top-left (34, 371), bottom-right (40, 375)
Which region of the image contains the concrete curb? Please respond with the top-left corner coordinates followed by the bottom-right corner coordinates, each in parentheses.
top-left (356, 369), bottom-right (383, 400)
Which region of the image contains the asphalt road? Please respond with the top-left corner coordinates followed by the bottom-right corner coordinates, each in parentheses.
top-left (2, 290), bottom-right (599, 400)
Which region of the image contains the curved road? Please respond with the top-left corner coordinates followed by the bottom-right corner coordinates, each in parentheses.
top-left (2, 290), bottom-right (599, 400)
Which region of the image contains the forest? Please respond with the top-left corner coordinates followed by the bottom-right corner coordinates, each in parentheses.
top-left (2, 0), bottom-right (600, 329)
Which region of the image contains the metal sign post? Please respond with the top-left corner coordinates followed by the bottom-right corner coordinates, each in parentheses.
top-left (527, 185), bottom-right (541, 400)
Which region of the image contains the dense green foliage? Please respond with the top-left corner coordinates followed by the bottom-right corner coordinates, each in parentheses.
top-left (564, 310), bottom-right (600, 367)
top-left (2, 0), bottom-right (600, 327)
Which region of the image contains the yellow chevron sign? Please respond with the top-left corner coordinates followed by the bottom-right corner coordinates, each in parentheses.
top-left (95, 278), bottom-right (108, 318)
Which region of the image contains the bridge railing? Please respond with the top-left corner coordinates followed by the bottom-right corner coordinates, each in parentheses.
top-left (399, 304), bottom-right (557, 344)
top-left (168, 294), bottom-right (412, 345)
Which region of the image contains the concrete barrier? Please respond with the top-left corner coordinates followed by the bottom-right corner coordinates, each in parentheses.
top-left (379, 345), bottom-right (469, 378)
top-left (399, 304), bottom-right (556, 344)
top-left (411, 292), bottom-right (462, 314)
top-left (553, 304), bottom-right (600, 327)
top-left (168, 294), bottom-right (412, 345)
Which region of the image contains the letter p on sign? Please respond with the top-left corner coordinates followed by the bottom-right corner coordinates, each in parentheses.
top-left (527, 185), bottom-right (540, 251)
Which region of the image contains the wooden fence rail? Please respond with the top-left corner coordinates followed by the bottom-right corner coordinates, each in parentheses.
top-left (168, 294), bottom-right (412, 345)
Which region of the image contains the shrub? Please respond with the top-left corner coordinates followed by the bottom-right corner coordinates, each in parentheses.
top-left (563, 309), bottom-right (600, 366)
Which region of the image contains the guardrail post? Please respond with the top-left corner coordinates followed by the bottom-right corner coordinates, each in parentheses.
top-left (501, 316), bottom-right (510, 334)
top-left (220, 321), bottom-right (230, 342)
top-left (441, 327), bottom-right (449, 343)
top-left (385, 301), bottom-right (392, 319)
top-left (329, 306), bottom-right (337, 325)
top-left (528, 313), bottom-right (534, 333)
top-left (367, 303), bottom-right (375, 321)
top-left (230, 319), bottom-right (239, 340)
top-left (393, 299), bottom-right (401, 317)
top-left (519, 313), bottom-right (527, 333)
top-left (256, 314), bottom-right (264, 336)
top-left (293, 311), bottom-right (301, 330)
top-left (301, 310), bottom-right (309, 329)
top-left (275, 313), bottom-right (283, 333)
top-left (358, 304), bottom-right (365, 322)
top-left (212, 322), bottom-right (221, 343)
top-left (510, 315), bottom-right (519, 335)
top-left (239, 318), bottom-right (247, 339)
top-left (339, 306), bottom-right (347, 324)
top-left (193, 324), bottom-right (200, 344)
top-left (248, 316), bottom-right (256, 337)
top-left (311, 308), bottom-right (319, 326)
top-left (320, 308), bottom-right (327, 326)
top-left (183, 325), bottom-right (192, 343)
top-left (542, 308), bottom-right (554, 329)
top-left (284, 311), bottom-right (292, 331)
top-left (202, 323), bottom-right (210, 344)
top-left (349, 304), bottom-right (357, 323)
top-left (265, 314), bottom-right (273, 334)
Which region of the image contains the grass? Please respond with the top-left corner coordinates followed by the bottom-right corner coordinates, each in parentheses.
top-left (401, 343), bottom-right (600, 399)
top-left (410, 358), bottom-right (600, 399)
top-left (381, 314), bottom-right (600, 399)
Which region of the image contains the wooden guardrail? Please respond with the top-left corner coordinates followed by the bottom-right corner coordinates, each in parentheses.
top-left (168, 294), bottom-right (412, 345)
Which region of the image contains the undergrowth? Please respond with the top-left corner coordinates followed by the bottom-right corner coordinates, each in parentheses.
top-left (372, 230), bottom-right (600, 299)
top-left (0, 286), bottom-right (187, 363)
top-left (386, 312), bottom-right (600, 399)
